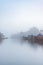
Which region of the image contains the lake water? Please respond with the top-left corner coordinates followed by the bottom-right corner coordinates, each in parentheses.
top-left (0, 39), bottom-right (43, 65)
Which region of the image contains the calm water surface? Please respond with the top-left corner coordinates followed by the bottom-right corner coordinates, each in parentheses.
top-left (0, 39), bottom-right (43, 65)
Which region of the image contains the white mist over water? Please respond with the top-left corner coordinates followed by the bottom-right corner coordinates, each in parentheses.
top-left (0, 0), bottom-right (43, 65)
top-left (0, 39), bottom-right (43, 65)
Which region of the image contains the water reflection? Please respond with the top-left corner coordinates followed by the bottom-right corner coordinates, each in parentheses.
top-left (0, 38), bottom-right (43, 65)
top-left (0, 39), bottom-right (4, 44)
top-left (10, 38), bottom-right (37, 49)
top-left (0, 36), bottom-right (43, 49)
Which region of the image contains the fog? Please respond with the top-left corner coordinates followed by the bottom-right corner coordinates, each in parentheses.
top-left (0, 0), bottom-right (43, 36)
top-left (0, 0), bottom-right (43, 65)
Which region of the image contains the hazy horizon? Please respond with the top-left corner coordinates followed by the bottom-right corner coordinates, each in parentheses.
top-left (0, 0), bottom-right (43, 35)
top-left (1, 1), bottom-right (43, 65)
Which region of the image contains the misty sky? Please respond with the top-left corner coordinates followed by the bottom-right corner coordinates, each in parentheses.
top-left (0, 0), bottom-right (43, 35)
